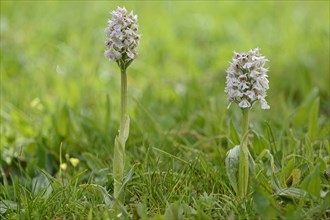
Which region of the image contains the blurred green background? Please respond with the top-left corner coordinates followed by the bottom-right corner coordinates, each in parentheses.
top-left (1, 1), bottom-right (329, 170)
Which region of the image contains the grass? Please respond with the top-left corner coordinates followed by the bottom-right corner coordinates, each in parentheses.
top-left (1, 1), bottom-right (329, 219)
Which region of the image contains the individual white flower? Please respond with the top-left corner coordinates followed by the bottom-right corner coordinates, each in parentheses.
top-left (104, 7), bottom-right (140, 68)
top-left (239, 99), bottom-right (251, 108)
top-left (225, 48), bottom-right (270, 109)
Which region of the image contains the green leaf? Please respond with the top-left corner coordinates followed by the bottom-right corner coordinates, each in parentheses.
top-left (117, 163), bottom-right (138, 196)
top-left (121, 115), bottom-right (130, 143)
top-left (164, 202), bottom-right (186, 220)
top-left (135, 203), bottom-right (148, 220)
top-left (282, 157), bottom-right (295, 185)
top-left (53, 103), bottom-right (70, 137)
top-left (278, 187), bottom-right (307, 200)
top-left (301, 164), bottom-right (321, 198)
top-left (225, 145), bottom-right (240, 193)
top-left (308, 97), bottom-right (319, 140)
top-left (225, 145), bottom-right (255, 194)
top-left (255, 149), bottom-right (276, 174)
top-left (253, 190), bottom-right (277, 219)
top-left (152, 215), bottom-right (167, 220)
top-left (265, 122), bottom-right (278, 157)
top-left (319, 120), bottom-right (330, 139)
top-left (284, 203), bottom-right (301, 219)
top-left (286, 168), bottom-right (301, 187)
top-left (32, 173), bottom-right (52, 198)
top-left (324, 139), bottom-right (330, 156)
top-left (104, 94), bottom-right (112, 133)
top-left (229, 120), bottom-right (240, 146)
top-left (82, 152), bottom-right (104, 171)
top-left (238, 145), bottom-right (249, 198)
top-left (0, 200), bottom-right (17, 214)
top-left (252, 131), bottom-right (268, 155)
top-left (292, 88), bottom-right (319, 127)
top-left (113, 135), bottom-right (126, 200)
top-left (304, 135), bottom-right (313, 161)
top-left (80, 184), bottom-right (112, 207)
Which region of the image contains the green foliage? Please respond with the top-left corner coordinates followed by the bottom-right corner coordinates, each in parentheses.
top-left (1, 1), bottom-right (329, 219)
top-left (225, 145), bottom-right (240, 194)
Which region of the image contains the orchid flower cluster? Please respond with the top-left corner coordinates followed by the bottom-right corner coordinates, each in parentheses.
top-left (104, 7), bottom-right (140, 69)
top-left (225, 48), bottom-right (270, 110)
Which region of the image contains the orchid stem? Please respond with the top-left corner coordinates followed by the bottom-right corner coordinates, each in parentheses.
top-left (120, 67), bottom-right (128, 139)
top-left (113, 67), bottom-right (129, 204)
top-left (238, 108), bottom-right (250, 200)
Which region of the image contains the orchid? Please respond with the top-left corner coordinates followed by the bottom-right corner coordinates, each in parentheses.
top-left (104, 6), bottom-right (140, 207)
top-left (225, 48), bottom-right (270, 200)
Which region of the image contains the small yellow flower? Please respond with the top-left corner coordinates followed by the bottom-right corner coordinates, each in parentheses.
top-left (60, 163), bottom-right (67, 171)
top-left (69, 158), bottom-right (80, 167)
top-left (30, 97), bottom-right (44, 110)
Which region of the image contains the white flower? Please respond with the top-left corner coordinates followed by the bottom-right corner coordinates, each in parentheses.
top-left (104, 7), bottom-right (140, 67)
top-left (239, 99), bottom-right (251, 108)
top-left (225, 48), bottom-right (270, 109)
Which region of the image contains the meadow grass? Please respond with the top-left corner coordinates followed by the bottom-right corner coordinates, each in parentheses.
top-left (1, 1), bottom-right (329, 219)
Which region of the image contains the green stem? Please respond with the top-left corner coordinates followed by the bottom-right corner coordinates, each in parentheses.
top-left (120, 68), bottom-right (128, 138)
top-left (238, 108), bottom-right (250, 199)
top-left (113, 67), bottom-right (129, 203)
top-left (59, 142), bottom-right (65, 186)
